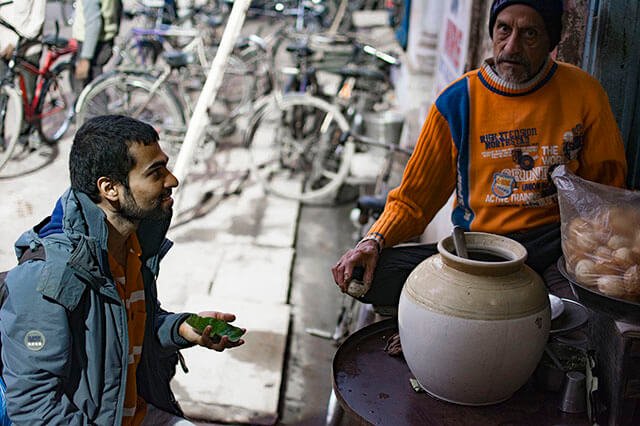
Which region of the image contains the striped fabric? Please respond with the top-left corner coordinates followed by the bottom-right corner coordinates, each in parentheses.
top-left (108, 234), bottom-right (147, 426)
top-left (368, 59), bottom-right (627, 248)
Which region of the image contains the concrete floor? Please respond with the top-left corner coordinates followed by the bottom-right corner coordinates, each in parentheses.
top-left (280, 203), bottom-right (357, 425)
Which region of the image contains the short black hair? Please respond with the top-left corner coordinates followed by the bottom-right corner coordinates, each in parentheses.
top-left (69, 115), bottom-right (159, 202)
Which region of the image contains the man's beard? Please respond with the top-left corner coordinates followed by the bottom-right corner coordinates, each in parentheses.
top-left (495, 53), bottom-right (533, 83)
top-left (119, 186), bottom-right (172, 222)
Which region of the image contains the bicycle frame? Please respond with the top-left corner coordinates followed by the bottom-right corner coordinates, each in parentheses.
top-left (0, 11), bottom-right (77, 127)
top-left (15, 39), bottom-right (77, 125)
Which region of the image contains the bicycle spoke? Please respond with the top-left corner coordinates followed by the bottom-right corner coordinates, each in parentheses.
top-left (245, 94), bottom-right (353, 203)
top-left (37, 62), bottom-right (75, 144)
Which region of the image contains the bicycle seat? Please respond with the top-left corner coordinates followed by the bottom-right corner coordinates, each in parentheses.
top-left (357, 195), bottom-right (386, 216)
top-left (162, 51), bottom-right (195, 68)
top-left (42, 35), bottom-right (69, 49)
top-left (337, 66), bottom-right (386, 82)
top-left (286, 42), bottom-right (314, 57)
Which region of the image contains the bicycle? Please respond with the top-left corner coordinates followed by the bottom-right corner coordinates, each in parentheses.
top-left (117, 0), bottom-right (226, 67)
top-left (0, 14), bottom-right (77, 172)
top-left (230, 0), bottom-right (332, 31)
top-left (74, 33), bottom-right (255, 169)
top-left (112, 12), bottom-right (262, 124)
top-left (243, 39), bottom-right (400, 203)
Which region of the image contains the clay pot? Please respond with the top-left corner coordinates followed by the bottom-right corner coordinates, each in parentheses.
top-left (398, 232), bottom-right (550, 405)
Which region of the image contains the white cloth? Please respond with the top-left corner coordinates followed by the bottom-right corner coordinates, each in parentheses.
top-left (141, 404), bottom-right (195, 426)
top-left (0, 0), bottom-right (45, 52)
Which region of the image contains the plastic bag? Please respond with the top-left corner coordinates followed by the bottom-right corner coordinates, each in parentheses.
top-left (551, 165), bottom-right (640, 302)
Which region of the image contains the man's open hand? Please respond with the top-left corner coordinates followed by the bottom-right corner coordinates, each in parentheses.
top-left (179, 311), bottom-right (245, 352)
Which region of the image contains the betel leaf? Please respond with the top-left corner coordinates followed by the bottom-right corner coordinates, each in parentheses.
top-left (185, 314), bottom-right (245, 342)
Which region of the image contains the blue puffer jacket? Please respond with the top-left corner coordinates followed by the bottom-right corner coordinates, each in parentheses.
top-left (0, 189), bottom-right (193, 425)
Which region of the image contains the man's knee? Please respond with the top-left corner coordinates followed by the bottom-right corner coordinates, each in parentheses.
top-left (359, 244), bottom-right (439, 306)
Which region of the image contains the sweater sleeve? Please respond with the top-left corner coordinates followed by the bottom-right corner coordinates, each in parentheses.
top-left (368, 103), bottom-right (457, 248)
top-left (576, 79), bottom-right (627, 188)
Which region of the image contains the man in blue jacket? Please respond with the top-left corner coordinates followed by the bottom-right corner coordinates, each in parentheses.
top-left (0, 115), bottom-right (244, 424)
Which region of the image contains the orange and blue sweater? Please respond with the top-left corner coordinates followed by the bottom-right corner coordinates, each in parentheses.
top-left (369, 58), bottom-right (627, 248)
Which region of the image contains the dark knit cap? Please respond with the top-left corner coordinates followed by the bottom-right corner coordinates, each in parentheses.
top-left (488, 0), bottom-right (564, 51)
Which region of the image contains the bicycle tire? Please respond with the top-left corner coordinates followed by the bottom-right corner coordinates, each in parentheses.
top-left (0, 84), bottom-right (23, 173)
top-left (36, 61), bottom-right (75, 144)
top-left (75, 70), bottom-right (186, 167)
top-left (244, 93), bottom-right (354, 204)
top-left (200, 49), bottom-right (253, 124)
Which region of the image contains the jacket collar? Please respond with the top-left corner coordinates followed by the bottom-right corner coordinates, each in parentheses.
top-left (478, 57), bottom-right (557, 97)
top-left (17, 189), bottom-right (173, 309)
top-left (38, 188), bottom-right (172, 260)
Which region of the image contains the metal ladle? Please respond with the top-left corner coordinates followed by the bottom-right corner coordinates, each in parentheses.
top-left (452, 226), bottom-right (469, 259)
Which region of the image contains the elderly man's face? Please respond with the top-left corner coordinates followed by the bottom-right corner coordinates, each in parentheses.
top-left (492, 4), bottom-right (551, 83)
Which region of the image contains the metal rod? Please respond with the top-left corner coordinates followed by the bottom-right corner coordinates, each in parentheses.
top-left (452, 226), bottom-right (469, 259)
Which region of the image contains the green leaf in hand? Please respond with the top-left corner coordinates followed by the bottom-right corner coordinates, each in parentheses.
top-left (186, 314), bottom-right (245, 342)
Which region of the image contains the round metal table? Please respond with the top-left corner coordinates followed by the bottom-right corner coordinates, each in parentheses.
top-left (332, 318), bottom-right (590, 425)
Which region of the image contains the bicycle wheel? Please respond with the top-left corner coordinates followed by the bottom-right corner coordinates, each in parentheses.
top-left (75, 71), bottom-right (186, 167)
top-left (244, 94), bottom-right (354, 203)
top-left (200, 49), bottom-right (253, 125)
top-left (0, 84), bottom-right (23, 173)
top-left (36, 61), bottom-right (75, 144)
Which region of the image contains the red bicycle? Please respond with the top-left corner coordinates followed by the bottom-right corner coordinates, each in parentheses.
top-left (0, 8), bottom-right (77, 171)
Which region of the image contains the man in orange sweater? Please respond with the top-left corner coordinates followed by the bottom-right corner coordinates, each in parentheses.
top-left (332, 0), bottom-right (627, 306)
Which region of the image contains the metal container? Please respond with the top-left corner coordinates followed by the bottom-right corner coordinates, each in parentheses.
top-left (557, 257), bottom-right (640, 322)
top-left (363, 110), bottom-right (405, 145)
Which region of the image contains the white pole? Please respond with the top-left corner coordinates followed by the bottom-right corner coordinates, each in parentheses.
top-left (172, 0), bottom-right (251, 190)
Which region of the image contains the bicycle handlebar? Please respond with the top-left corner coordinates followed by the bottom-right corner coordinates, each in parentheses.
top-left (349, 131), bottom-right (413, 156)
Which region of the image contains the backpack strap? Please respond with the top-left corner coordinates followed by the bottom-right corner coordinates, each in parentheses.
top-left (17, 246), bottom-right (47, 264)
top-left (0, 245), bottom-right (47, 307)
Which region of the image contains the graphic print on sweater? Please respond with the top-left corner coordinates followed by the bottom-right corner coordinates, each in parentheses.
top-left (481, 123), bottom-right (584, 208)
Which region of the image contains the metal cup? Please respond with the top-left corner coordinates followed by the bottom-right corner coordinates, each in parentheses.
top-left (559, 371), bottom-right (587, 413)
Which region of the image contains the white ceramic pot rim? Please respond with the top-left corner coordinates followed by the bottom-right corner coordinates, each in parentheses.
top-left (438, 232), bottom-right (528, 275)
